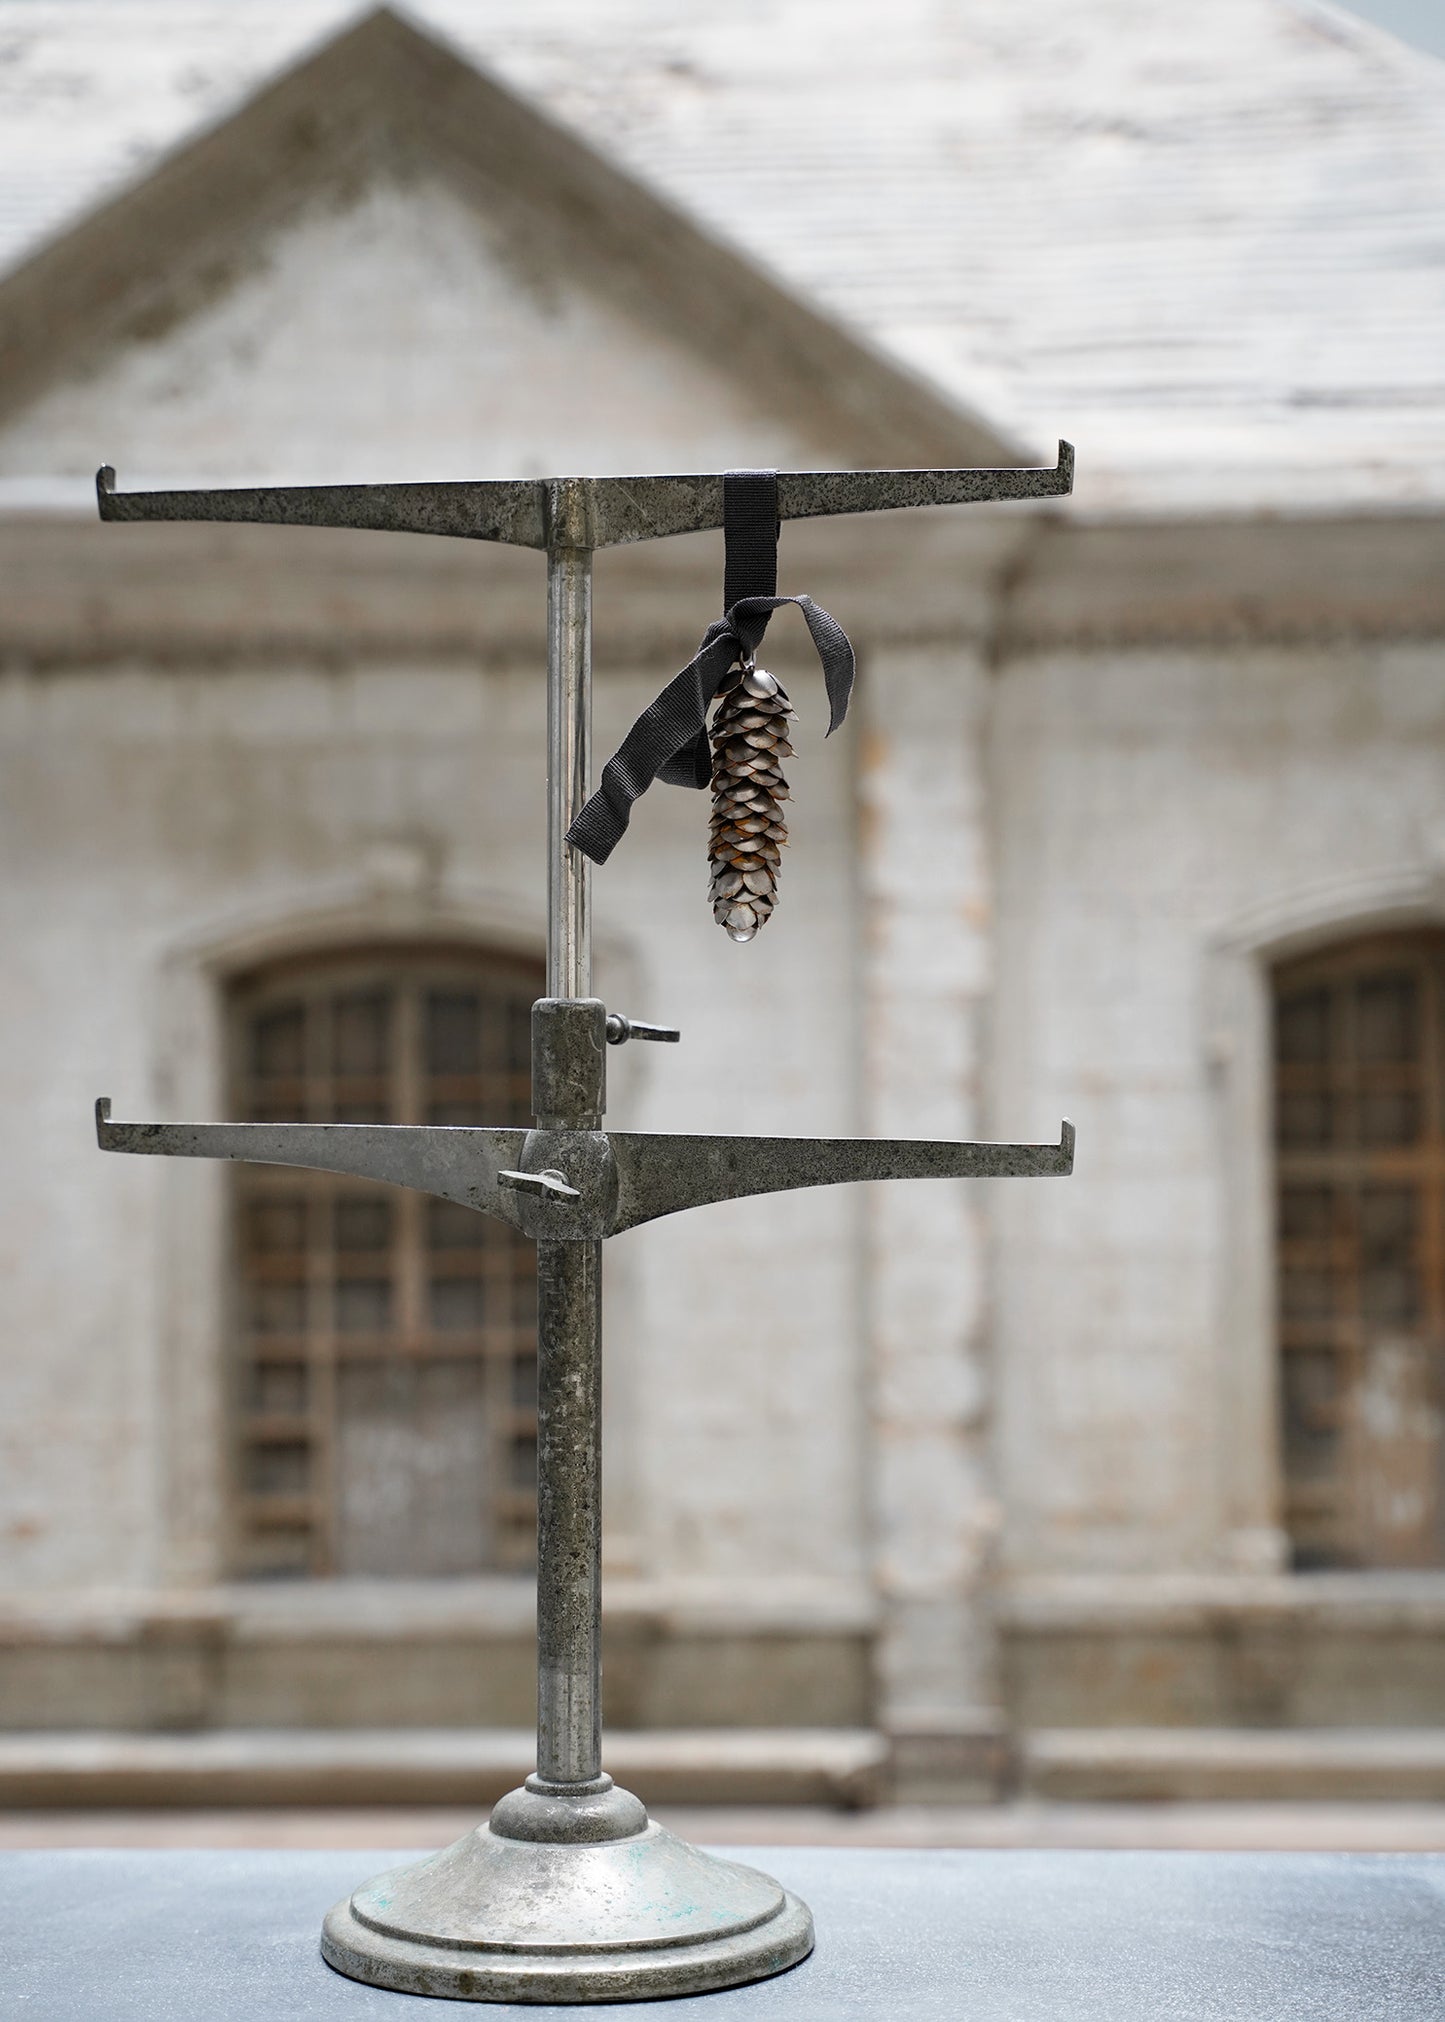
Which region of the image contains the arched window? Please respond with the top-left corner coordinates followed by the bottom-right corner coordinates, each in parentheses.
top-left (1274, 931), bottom-right (1445, 1569)
top-left (228, 945), bottom-right (543, 1577)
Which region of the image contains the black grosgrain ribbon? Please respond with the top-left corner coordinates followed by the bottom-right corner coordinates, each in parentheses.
top-left (564, 470), bottom-right (855, 866)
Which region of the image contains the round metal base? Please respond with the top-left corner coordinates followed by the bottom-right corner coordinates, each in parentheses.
top-left (320, 1808), bottom-right (813, 2005)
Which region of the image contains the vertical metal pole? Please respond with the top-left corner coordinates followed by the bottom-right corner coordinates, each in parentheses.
top-left (546, 503), bottom-right (592, 1001)
top-left (535, 480), bottom-right (602, 1787)
top-left (535, 1237), bottom-right (603, 1784)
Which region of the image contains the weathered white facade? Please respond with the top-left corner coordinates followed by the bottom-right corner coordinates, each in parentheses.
top-left (2, 1), bottom-right (1445, 1799)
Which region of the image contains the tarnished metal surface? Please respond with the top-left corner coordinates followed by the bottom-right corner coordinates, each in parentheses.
top-left (608, 1120), bottom-right (1076, 1234)
top-left (508, 1130), bottom-right (618, 1243)
top-left (97, 1097), bottom-right (1072, 1244)
top-left (320, 1823), bottom-right (813, 2002)
top-left (772, 445), bottom-right (1074, 528)
top-left (490, 1773), bottom-right (647, 1845)
top-left (94, 465), bottom-right (548, 546)
top-left (93, 1099), bottom-right (530, 1233)
top-left (604, 1013), bottom-right (681, 1045)
top-left (529, 998), bottom-right (605, 1800)
top-left (95, 443), bottom-right (1073, 551)
top-left (530, 999), bottom-right (605, 1131)
top-left (497, 1168), bottom-right (581, 1202)
top-left (546, 523), bottom-right (592, 996)
top-left (535, 1242), bottom-right (603, 1788)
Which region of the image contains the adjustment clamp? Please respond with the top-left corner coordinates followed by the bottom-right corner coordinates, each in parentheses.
top-left (497, 1168), bottom-right (581, 1202)
top-left (605, 1015), bottom-right (681, 1046)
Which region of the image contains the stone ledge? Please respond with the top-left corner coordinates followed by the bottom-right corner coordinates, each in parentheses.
top-left (1025, 1728), bottom-right (1445, 1803)
top-left (0, 1727), bottom-right (888, 1810)
top-left (886, 1714), bottom-right (1011, 1804)
top-left (0, 1575), bottom-right (877, 1643)
top-left (999, 1575), bottom-right (1445, 1727)
top-left (0, 1583), bottom-right (876, 1730)
top-left (1002, 513), bottom-right (1445, 651)
top-left (999, 1572), bottom-right (1445, 1633)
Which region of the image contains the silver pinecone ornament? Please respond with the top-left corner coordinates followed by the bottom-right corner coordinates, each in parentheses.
top-left (708, 662), bottom-right (796, 941)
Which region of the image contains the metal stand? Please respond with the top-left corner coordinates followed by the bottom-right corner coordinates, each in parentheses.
top-left (93, 448), bottom-right (1075, 2002)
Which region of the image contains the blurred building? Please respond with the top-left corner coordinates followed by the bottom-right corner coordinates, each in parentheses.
top-left (2, 0), bottom-right (1445, 1804)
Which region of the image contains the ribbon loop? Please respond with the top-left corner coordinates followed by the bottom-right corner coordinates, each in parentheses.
top-left (722, 469), bottom-right (779, 613)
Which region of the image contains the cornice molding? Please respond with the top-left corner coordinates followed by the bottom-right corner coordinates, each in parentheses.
top-left (997, 510), bottom-right (1445, 653)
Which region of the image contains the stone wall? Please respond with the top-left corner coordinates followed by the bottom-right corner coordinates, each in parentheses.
top-left (0, 619), bottom-right (860, 1590)
top-left (0, 503), bottom-right (1021, 1742)
top-left (991, 631), bottom-right (1445, 1579)
top-left (988, 527), bottom-right (1445, 1736)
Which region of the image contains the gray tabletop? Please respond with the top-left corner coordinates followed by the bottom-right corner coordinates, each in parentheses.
top-left (3, 1847), bottom-right (1443, 2020)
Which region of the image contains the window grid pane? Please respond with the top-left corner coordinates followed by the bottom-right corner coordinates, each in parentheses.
top-left (231, 949), bottom-right (541, 1577)
top-left (1274, 937), bottom-right (1445, 1569)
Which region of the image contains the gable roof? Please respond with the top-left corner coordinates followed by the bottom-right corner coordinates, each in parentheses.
top-left (0, 9), bottom-right (1013, 477)
top-left (2, 0), bottom-right (1445, 511)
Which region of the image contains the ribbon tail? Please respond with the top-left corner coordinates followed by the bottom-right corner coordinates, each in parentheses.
top-left (727, 593), bottom-right (855, 735)
top-left (565, 626), bottom-right (737, 865)
top-left (794, 595), bottom-right (856, 735)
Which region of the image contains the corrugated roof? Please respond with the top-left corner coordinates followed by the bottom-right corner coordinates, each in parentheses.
top-left (2, 0), bottom-right (1443, 510)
